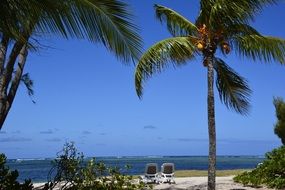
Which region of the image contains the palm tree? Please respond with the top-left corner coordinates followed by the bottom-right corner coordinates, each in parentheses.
top-left (0, 0), bottom-right (142, 130)
top-left (135, 1), bottom-right (285, 189)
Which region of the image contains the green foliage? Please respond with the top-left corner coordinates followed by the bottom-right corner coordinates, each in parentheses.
top-left (134, 2), bottom-right (261, 114)
top-left (234, 146), bottom-right (285, 189)
top-left (44, 142), bottom-right (149, 190)
top-left (154, 4), bottom-right (198, 37)
top-left (204, 0), bottom-right (278, 28)
top-left (273, 97), bottom-right (285, 145)
top-left (214, 58), bottom-right (251, 115)
top-left (135, 1), bottom-right (285, 112)
top-left (0, 0), bottom-right (142, 62)
top-left (135, 36), bottom-right (196, 98)
top-left (0, 153), bottom-right (33, 190)
top-left (233, 35), bottom-right (285, 64)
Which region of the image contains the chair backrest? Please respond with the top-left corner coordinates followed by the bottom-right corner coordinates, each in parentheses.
top-left (145, 163), bottom-right (158, 174)
top-left (161, 163), bottom-right (174, 174)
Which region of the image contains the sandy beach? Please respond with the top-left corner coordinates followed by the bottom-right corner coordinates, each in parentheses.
top-left (33, 176), bottom-right (272, 190)
top-left (153, 176), bottom-right (272, 190)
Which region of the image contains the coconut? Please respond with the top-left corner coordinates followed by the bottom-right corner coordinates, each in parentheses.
top-left (197, 42), bottom-right (204, 50)
top-left (222, 43), bottom-right (230, 54)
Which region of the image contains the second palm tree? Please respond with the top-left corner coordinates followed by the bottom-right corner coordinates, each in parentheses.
top-left (135, 1), bottom-right (285, 190)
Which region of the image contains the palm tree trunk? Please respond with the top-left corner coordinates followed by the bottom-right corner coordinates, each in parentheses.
top-left (207, 56), bottom-right (216, 190)
top-left (0, 36), bottom-right (9, 73)
top-left (0, 27), bottom-right (30, 130)
top-left (0, 42), bottom-right (24, 130)
top-left (0, 44), bottom-right (28, 129)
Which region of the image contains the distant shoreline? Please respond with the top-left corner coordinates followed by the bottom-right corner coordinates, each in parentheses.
top-left (7, 155), bottom-right (265, 160)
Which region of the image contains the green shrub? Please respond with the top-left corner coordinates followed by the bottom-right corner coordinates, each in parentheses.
top-left (234, 146), bottom-right (285, 189)
top-left (273, 97), bottom-right (285, 145)
top-left (0, 153), bottom-right (33, 190)
top-left (44, 142), bottom-right (150, 190)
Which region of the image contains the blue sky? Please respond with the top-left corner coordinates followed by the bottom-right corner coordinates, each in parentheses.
top-left (0, 0), bottom-right (285, 158)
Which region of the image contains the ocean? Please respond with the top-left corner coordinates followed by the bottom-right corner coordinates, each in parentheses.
top-left (6, 156), bottom-right (264, 183)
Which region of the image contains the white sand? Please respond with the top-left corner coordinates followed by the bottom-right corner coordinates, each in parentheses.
top-left (33, 176), bottom-right (273, 190)
top-left (154, 176), bottom-right (273, 190)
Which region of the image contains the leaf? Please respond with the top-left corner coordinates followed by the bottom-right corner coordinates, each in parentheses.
top-left (0, 0), bottom-right (143, 63)
top-left (135, 36), bottom-right (197, 98)
top-left (196, 0), bottom-right (215, 26)
top-left (214, 57), bottom-right (251, 115)
top-left (21, 73), bottom-right (35, 103)
top-left (225, 23), bottom-right (260, 37)
top-left (208, 0), bottom-right (277, 28)
top-left (66, 0), bottom-right (143, 62)
top-left (154, 4), bottom-right (198, 37)
top-left (233, 35), bottom-right (285, 64)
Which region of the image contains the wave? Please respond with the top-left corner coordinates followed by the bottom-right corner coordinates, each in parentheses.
top-left (10, 158), bottom-right (53, 162)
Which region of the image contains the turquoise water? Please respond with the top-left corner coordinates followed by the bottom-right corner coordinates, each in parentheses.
top-left (7, 156), bottom-right (264, 182)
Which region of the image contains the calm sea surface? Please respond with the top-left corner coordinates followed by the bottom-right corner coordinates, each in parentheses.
top-left (6, 156), bottom-right (264, 182)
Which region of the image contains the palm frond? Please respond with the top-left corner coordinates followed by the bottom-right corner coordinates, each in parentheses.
top-left (233, 35), bottom-right (285, 64)
top-left (225, 23), bottom-right (260, 37)
top-left (214, 57), bottom-right (251, 115)
top-left (20, 73), bottom-right (36, 103)
top-left (0, 0), bottom-right (36, 41)
top-left (0, 0), bottom-right (69, 38)
top-left (35, 1), bottom-right (75, 38)
top-left (21, 73), bottom-right (34, 97)
top-left (38, 0), bottom-right (143, 63)
top-left (154, 4), bottom-right (198, 37)
top-left (195, 0), bottom-right (215, 26)
top-left (209, 0), bottom-right (251, 26)
top-left (208, 0), bottom-right (277, 29)
top-left (135, 37), bottom-right (197, 98)
top-left (0, 0), bottom-right (142, 63)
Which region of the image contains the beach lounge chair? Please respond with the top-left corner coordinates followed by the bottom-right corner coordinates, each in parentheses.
top-left (139, 163), bottom-right (159, 184)
top-left (160, 163), bottom-right (175, 184)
